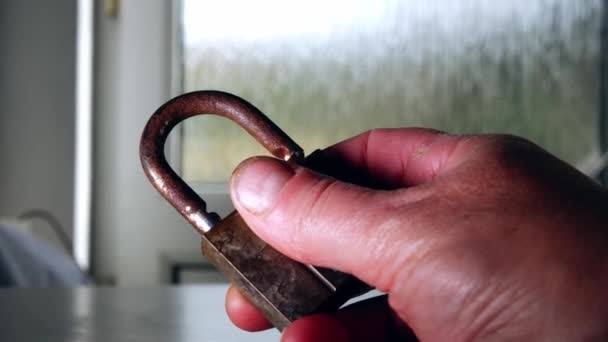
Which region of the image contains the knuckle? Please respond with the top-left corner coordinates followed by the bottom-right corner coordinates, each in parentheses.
top-left (481, 134), bottom-right (538, 163)
top-left (278, 172), bottom-right (343, 261)
top-left (302, 177), bottom-right (342, 227)
top-left (460, 134), bottom-right (544, 180)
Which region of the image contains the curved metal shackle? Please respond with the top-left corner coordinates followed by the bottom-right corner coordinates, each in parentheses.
top-left (139, 90), bottom-right (304, 234)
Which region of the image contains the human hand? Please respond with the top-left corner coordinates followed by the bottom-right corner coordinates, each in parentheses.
top-left (224, 128), bottom-right (608, 341)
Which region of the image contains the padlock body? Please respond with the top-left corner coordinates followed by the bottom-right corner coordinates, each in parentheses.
top-left (201, 211), bottom-right (369, 330)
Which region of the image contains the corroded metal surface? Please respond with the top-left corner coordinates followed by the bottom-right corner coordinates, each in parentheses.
top-left (202, 212), bottom-right (333, 329)
top-left (140, 90), bottom-right (370, 331)
top-left (140, 91), bottom-right (304, 234)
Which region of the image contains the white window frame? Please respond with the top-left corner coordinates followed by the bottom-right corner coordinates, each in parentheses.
top-left (168, 0), bottom-right (236, 196)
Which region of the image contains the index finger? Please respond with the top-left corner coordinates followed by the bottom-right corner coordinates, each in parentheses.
top-left (305, 128), bottom-right (468, 189)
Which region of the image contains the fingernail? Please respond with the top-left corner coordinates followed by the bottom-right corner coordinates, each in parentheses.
top-left (231, 157), bottom-right (295, 215)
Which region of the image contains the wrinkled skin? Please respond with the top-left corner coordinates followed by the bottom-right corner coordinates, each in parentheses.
top-left (224, 128), bottom-right (608, 341)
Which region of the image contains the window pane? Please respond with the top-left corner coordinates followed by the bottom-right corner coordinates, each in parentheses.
top-left (181, 0), bottom-right (602, 182)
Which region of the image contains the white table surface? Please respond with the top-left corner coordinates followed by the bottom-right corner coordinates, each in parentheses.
top-left (0, 285), bottom-right (279, 341)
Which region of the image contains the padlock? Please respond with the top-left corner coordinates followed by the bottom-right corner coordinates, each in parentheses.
top-left (140, 91), bottom-right (371, 331)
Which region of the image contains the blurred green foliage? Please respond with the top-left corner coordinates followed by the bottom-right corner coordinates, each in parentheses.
top-left (182, 0), bottom-right (601, 182)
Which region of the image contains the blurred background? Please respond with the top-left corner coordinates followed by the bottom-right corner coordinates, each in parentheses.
top-left (0, 0), bottom-right (606, 287)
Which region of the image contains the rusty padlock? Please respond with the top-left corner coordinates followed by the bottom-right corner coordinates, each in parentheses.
top-left (140, 91), bottom-right (370, 330)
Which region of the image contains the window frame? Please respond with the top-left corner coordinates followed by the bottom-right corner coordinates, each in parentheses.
top-left (168, 1), bottom-right (234, 196)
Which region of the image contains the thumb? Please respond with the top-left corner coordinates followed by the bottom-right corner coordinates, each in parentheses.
top-left (229, 156), bottom-right (412, 288)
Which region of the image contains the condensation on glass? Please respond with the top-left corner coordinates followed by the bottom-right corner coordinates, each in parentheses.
top-left (181, 0), bottom-right (602, 182)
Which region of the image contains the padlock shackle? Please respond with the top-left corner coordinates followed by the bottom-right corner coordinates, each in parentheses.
top-left (139, 90), bottom-right (304, 234)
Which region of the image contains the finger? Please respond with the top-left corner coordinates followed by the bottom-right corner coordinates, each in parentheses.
top-left (305, 128), bottom-right (470, 188)
top-left (228, 129), bottom-right (475, 288)
top-left (281, 314), bottom-right (349, 342)
top-left (282, 295), bottom-right (417, 342)
top-left (229, 156), bottom-right (401, 287)
top-left (225, 285), bottom-right (273, 331)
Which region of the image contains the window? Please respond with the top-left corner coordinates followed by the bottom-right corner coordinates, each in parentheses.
top-left (180, 0), bottom-right (603, 183)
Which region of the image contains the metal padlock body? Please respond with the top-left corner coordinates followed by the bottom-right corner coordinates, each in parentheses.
top-left (203, 211), bottom-right (367, 330)
top-left (140, 91), bottom-right (370, 331)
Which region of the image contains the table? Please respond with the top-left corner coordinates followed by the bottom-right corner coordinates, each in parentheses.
top-left (0, 285), bottom-right (279, 341)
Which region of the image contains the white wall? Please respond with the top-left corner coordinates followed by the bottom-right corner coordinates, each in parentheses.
top-left (0, 0), bottom-right (76, 245)
top-left (93, 0), bottom-right (232, 285)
